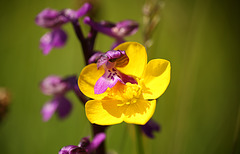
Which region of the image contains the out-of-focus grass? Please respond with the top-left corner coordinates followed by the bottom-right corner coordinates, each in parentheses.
top-left (0, 0), bottom-right (239, 153)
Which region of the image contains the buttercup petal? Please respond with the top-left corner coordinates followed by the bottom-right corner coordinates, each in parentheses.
top-left (78, 64), bottom-right (107, 100)
top-left (114, 42), bottom-right (147, 78)
top-left (85, 100), bottom-right (126, 125)
top-left (123, 100), bottom-right (156, 125)
top-left (142, 59), bottom-right (171, 100)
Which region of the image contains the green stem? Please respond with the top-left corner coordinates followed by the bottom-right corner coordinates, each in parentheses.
top-left (135, 125), bottom-right (144, 154)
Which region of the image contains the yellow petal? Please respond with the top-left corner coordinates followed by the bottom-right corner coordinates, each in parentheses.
top-left (123, 100), bottom-right (156, 125)
top-left (114, 42), bottom-right (147, 78)
top-left (85, 100), bottom-right (125, 125)
top-left (78, 63), bottom-right (107, 100)
top-left (142, 59), bottom-right (171, 100)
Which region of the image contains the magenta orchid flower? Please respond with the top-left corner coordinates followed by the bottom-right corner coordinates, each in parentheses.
top-left (40, 75), bottom-right (76, 121)
top-left (94, 50), bottom-right (137, 94)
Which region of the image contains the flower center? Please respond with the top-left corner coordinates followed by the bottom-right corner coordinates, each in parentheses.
top-left (122, 83), bottom-right (142, 104)
top-left (107, 82), bottom-right (143, 106)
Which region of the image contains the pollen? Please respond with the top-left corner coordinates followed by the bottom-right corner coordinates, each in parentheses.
top-left (121, 82), bottom-right (143, 104)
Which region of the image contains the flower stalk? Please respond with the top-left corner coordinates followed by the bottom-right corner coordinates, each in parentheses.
top-left (135, 125), bottom-right (145, 154)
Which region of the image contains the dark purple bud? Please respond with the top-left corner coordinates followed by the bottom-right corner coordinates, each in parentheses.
top-left (40, 28), bottom-right (67, 55)
top-left (141, 119), bottom-right (161, 138)
top-left (40, 75), bottom-right (68, 96)
top-left (84, 17), bottom-right (138, 39)
top-left (35, 8), bottom-right (68, 29)
top-left (62, 75), bottom-right (78, 90)
top-left (78, 137), bottom-right (91, 148)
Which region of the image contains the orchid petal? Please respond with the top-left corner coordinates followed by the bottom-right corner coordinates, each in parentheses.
top-left (57, 96), bottom-right (72, 119)
top-left (76, 3), bottom-right (92, 18)
top-left (94, 71), bottom-right (123, 94)
top-left (141, 119), bottom-right (160, 138)
top-left (87, 133), bottom-right (106, 152)
top-left (41, 100), bottom-right (59, 121)
top-left (58, 145), bottom-right (84, 154)
top-left (40, 29), bottom-right (67, 55)
top-left (40, 75), bottom-right (67, 95)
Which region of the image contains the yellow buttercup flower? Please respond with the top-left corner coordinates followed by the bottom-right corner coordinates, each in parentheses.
top-left (78, 42), bottom-right (171, 125)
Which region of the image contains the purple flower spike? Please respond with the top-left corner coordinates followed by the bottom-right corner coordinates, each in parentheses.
top-left (40, 75), bottom-right (68, 95)
top-left (141, 119), bottom-right (161, 138)
top-left (84, 17), bottom-right (138, 39)
top-left (41, 96), bottom-right (72, 121)
top-left (36, 3), bottom-right (92, 54)
top-left (40, 29), bottom-right (67, 55)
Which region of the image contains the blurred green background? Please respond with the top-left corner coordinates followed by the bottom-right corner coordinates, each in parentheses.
top-left (0, 0), bottom-right (239, 153)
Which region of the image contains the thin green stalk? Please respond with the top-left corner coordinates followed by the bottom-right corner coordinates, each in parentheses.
top-left (135, 125), bottom-right (144, 154)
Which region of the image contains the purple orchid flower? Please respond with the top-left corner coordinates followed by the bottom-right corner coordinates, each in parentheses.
top-left (83, 17), bottom-right (138, 49)
top-left (94, 50), bottom-right (137, 94)
top-left (35, 3), bottom-right (92, 55)
top-left (39, 29), bottom-right (67, 55)
top-left (59, 133), bottom-right (106, 154)
top-left (141, 119), bottom-right (161, 138)
top-left (40, 75), bottom-right (77, 121)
